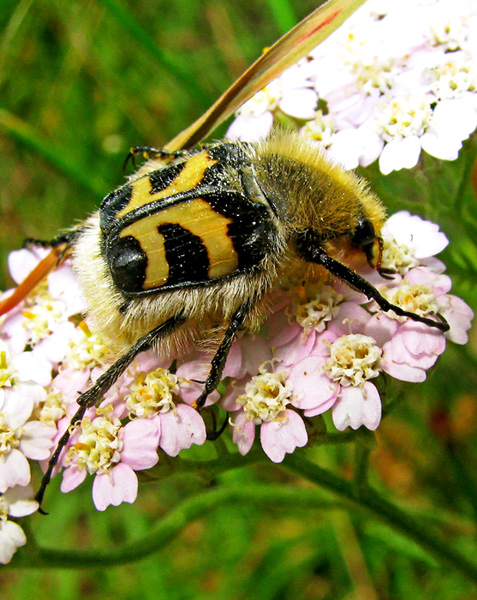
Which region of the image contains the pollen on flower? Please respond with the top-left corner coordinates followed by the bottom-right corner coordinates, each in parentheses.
top-left (302, 111), bottom-right (336, 147)
top-left (237, 80), bottom-right (281, 118)
top-left (380, 236), bottom-right (419, 275)
top-left (0, 496), bottom-right (8, 522)
top-left (66, 322), bottom-right (114, 370)
top-left (339, 30), bottom-right (400, 95)
top-left (377, 96), bottom-right (433, 142)
top-left (65, 410), bottom-right (122, 475)
top-left (33, 389), bottom-right (67, 427)
top-left (0, 350), bottom-right (17, 388)
top-left (21, 286), bottom-right (66, 345)
top-left (324, 334), bottom-right (382, 387)
top-left (0, 416), bottom-right (20, 455)
top-left (353, 56), bottom-right (397, 95)
top-left (236, 364), bottom-right (292, 424)
top-left (293, 283), bottom-right (344, 336)
top-left (127, 367), bottom-right (179, 418)
top-left (427, 52), bottom-right (477, 100)
top-left (381, 281), bottom-right (439, 320)
top-left (430, 14), bottom-right (469, 51)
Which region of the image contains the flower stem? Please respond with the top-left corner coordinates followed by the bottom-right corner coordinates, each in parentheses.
top-left (11, 484), bottom-right (346, 569)
top-left (282, 453), bottom-right (477, 582)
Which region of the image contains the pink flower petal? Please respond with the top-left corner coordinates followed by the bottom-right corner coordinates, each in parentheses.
top-left (363, 313), bottom-right (398, 346)
top-left (120, 418), bottom-right (160, 470)
top-left (61, 465), bottom-right (87, 493)
top-left (52, 367), bottom-right (91, 397)
top-left (0, 520), bottom-right (27, 564)
top-left (0, 449), bottom-right (31, 492)
top-left (274, 329), bottom-right (317, 366)
top-left (231, 411), bottom-right (255, 456)
top-left (332, 382), bottom-right (382, 431)
top-left (260, 410), bottom-right (308, 463)
top-left (2, 388), bottom-right (34, 428)
top-left (3, 485), bottom-right (38, 517)
top-left (159, 404), bottom-right (206, 457)
top-left (222, 342), bottom-right (242, 378)
top-left (383, 212), bottom-right (449, 258)
top-left (381, 359), bottom-right (427, 383)
top-left (92, 463), bottom-right (138, 511)
top-left (287, 356), bottom-right (338, 413)
top-left (7, 248), bottom-right (46, 284)
top-left (442, 295), bottom-right (474, 345)
top-left (234, 334), bottom-right (272, 379)
top-left (19, 421), bottom-right (56, 460)
top-left (11, 352), bottom-right (53, 386)
top-left (222, 378), bottom-right (249, 412)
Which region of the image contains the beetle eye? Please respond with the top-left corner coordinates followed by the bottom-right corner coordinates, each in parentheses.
top-left (352, 217), bottom-right (376, 248)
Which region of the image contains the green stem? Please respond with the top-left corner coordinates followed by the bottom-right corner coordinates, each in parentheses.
top-left (12, 484), bottom-right (345, 569)
top-left (282, 454), bottom-right (477, 582)
top-left (11, 453), bottom-right (477, 582)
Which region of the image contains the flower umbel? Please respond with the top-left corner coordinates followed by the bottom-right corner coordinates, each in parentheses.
top-left (324, 334), bottom-right (382, 387)
top-left (235, 364), bottom-right (293, 424)
top-left (227, 0), bottom-right (477, 174)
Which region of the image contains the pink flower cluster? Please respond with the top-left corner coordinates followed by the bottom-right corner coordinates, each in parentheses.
top-left (221, 212), bottom-right (472, 459)
top-left (227, 0), bottom-right (477, 174)
top-left (0, 211), bottom-right (473, 561)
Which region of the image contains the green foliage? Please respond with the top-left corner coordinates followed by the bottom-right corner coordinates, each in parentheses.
top-left (1, 0), bottom-right (477, 598)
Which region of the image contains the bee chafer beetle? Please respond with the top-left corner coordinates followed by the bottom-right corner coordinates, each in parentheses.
top-left (0, 0), bottom-right (449, 507)
top-left (71, 133), bottom-right (448, 413)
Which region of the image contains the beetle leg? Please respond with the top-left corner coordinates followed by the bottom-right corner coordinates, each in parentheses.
top-left (194, 301), bottom-right (252, 410)
top-left (35, 313), bottom-right (187, 510)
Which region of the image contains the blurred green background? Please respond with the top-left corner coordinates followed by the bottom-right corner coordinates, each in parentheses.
top-left (2, 0), bottom-right (477, 598)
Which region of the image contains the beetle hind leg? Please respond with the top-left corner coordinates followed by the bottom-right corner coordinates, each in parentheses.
top-left (194, 301), bottom-right (253, 410)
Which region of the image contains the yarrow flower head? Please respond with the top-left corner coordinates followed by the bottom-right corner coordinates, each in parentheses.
top-left (0, 3), bottom-right (475, 566)
top-left (223, 362), bottom-right (308, 463)
top-left (227, 0), bottom-right (477, 173)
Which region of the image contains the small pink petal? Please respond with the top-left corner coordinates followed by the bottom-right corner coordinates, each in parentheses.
top-left (222, 379), bottom-right (249, 412)
top-left (400, 322), bottom-right (446, 357)
top-left (2, 389), bottom-right (34, 429)
top-left (226, 111), bottom-right (273, 142)
top-left (274, 329), bottom-right (317, 366)
top-left (287, 356), bottom-right (338, 413)
top-left (0, 520), bottom-right (27, 564)
top-left (328, 302), bottom-right (371, 336)
top-left (332, 382), bottom-right (382, 431)
top-left (234, 334), bottom-right (272, 379)
top-left (222, 342), bottom-right (242, 378)
top-left (381, 359), bottom-right (427, 383)
top-left (19, 421), bottom-right (56, 460)
top-left (7, 248), bottom-right (47, 284)
top-left (260, 410), bottom-right (307, 463)
top-left (363, 313), bottom-right (398, 346)
top-left (442, 295), bottom-right (474, 345)
top-left (11, 352), bottom-right (52, 386)
top-left (159, 404), bottom-right (206, 457)
top-left (383, 212), bottom-right (449, 258)
top-left (0, 449), bottom-right (31, 492)
top-left (3, 485), bottom-right (39, 517)
top-left (52, 367), bottom-right (91, 398)
top-left (61, 465), bottom-right (87, 493)
top-left (231, 411), bottom-right (255, 456)
top-left (92, 463), bottom-right (138, 511)
top-left (120, 418), bottom-right (160, 470)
